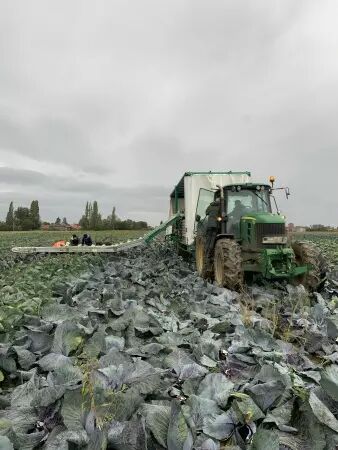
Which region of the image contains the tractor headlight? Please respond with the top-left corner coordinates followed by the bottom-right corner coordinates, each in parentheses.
top-left (256, 185), bottom-right (261, 191)
top-left (236, 186), bottom-right (241, 191)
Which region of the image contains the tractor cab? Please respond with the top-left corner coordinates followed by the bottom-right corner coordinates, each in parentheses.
top-left (195, 183), bottom-right (275, 239)
top-left (222, 183), bottom-right (272, 237)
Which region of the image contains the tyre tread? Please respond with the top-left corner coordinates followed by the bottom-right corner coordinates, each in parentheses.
top-left (214, 239), bottom-right (243, 289)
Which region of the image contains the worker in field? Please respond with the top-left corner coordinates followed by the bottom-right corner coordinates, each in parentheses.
top-left (70, 234), bottom-right (79, 246)
top-left (82, 233), bottom-right (93, 246)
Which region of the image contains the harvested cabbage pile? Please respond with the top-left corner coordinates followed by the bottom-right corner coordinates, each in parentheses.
top-left (1, 243), bottom-right (338, 449)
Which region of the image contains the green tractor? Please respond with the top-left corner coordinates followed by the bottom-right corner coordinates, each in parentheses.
top-left (195, 180), bottom-right (326, 290)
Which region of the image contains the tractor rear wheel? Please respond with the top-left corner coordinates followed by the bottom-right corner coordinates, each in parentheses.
top-left (195, 235), bottom-right (213, 279)
top-left (292, 241), bottom-right (327, 291)
top-left (214, 239), bottom-right (243, 290)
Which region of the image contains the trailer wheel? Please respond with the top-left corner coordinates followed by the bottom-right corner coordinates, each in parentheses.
top-left (214, 239), bottom-right (243, 290)
top-left (292, 241), bottom-right (327, 291)
top-left (195, 235), bottom-right (213, 279)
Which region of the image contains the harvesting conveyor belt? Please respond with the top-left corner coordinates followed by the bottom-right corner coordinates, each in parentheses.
top-left (11, 213), bottom-right (184, 254)
top-left (143, 212), bottom-right (183, 243)
top-left (11, 237), bottom-right (145, 254)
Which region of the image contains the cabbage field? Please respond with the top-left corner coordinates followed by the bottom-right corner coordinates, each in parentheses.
top-left (0, 231), bottom-right (338, 449)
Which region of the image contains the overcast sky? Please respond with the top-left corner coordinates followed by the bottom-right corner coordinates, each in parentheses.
top-left (0, 1), bottom-right (337, 226)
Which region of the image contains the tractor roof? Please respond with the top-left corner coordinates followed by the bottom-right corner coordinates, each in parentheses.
top-left (224, 182), bottom-right (270, 189)
top-left (170, 171), bottom-right (251, 198)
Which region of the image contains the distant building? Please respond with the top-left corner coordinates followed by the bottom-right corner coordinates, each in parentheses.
top-left (294, 226), bottom-right (307, 233)
top-left (70, 224), bottom-right (81, 231)
top-left (41, 223), bottom-right (81, 231)
top-left (287, 223), bottom-right (295, 232)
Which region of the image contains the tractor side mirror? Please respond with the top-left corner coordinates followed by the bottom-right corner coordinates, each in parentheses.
top-left (195, 214), bottom-right (201, 222)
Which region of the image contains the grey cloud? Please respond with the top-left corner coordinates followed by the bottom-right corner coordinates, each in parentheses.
top-left (0, 166), bottom-right (114, 194)
top-left (0, 164), bottom-right (168, 222)
top-left (0, 166), bottom-right (48, 186)
top-left (0, 115), bottom-right (93, 164)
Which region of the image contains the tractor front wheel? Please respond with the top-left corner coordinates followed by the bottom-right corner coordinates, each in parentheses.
top-left (214, 239), bottom-right (243, 290)
top-left (292, 241), bottom-right (327, 291)
top-left (195, 235), bottom-right (213, 279)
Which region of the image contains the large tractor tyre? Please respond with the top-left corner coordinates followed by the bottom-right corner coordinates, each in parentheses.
top-left (214, 239), bottom-right (243, 290)
top-left (195, 235), bottom-right (213, 279)
top-left (292, 241), bottom-right (327, 291)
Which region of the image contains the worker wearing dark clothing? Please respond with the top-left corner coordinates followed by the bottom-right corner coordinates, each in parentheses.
top-left (230, 200), bottom-right (246, 221)
top-left (206, 199), bottom-right (220, 229)
top-left (82, 234), bottom-right (93, 246)
top-left (205, 199), bottom-right (220, 259)
top-left (228, 200), bottom-right (246, 234)
top-left (70, 234), bottom-right (79, 246)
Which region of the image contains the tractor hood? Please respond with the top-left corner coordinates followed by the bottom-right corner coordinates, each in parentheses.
top-left (241, 212), bottom-right (286, 224)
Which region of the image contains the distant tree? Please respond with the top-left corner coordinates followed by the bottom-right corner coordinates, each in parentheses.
top-left (79, 201), bottom-right (147, 231)
top-left (55, 217), bottom-right (61, 225)
top-left (90, 201), bottom-right (102, 230)
top-left (79, 202), bottom-right (90, 229)
top-left (62, 217), bottom-right (68, 225)
top-left (307, 224), bottom-right (330, 232)
top-left (138, 221), bottom-right (148, 229)
top-left (14, 207), bottom-right (33, 231)
top-left (111, 206), bottom-right (117, 230)
top-left (79, 216), bottom-right (88, 229)
top-left (30, 200), bottom-right (41, 230)
top-left (88, 202), bottom-right (93, 222)
top-left (5, 201), bottom-right (14, 231)
top-left (85, 201), bottom-right (90, 223)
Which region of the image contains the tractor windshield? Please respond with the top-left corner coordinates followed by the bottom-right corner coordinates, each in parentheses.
top-left (227, 189), bottom-right (271, 216)
top-left (227, 188), bottom-right (271, 234)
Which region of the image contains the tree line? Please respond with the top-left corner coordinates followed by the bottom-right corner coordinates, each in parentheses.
top-left (79, 201), bottom-right (148, 230)
top-left (0, 201), bottom-right (41, 231)
top-left (0, 200), bottom-right (148, 231)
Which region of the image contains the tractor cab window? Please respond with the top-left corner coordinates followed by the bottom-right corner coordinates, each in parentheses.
top-left (227, 188), bottom-right (271, 234)
top-left (195, 188), bottom-right (214, 222)
top-left (227, 189), bottom-right (270, 216)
